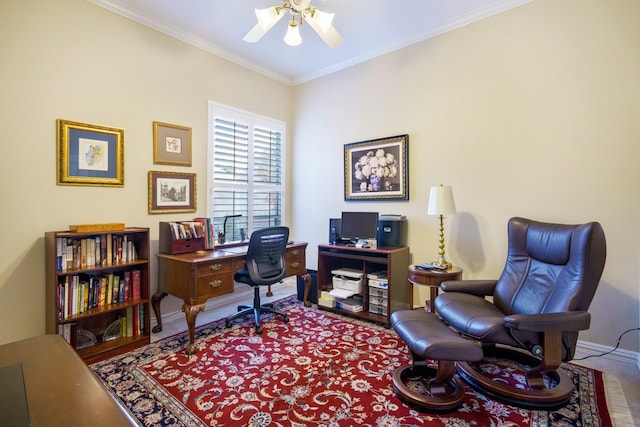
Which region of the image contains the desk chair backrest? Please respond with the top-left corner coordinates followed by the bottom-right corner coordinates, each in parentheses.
top-left (493, 217), bottom-right (606, 358)
top-left (245, 226), bottom-right (290, 286)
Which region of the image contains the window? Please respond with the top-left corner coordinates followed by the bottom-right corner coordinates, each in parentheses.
top-left (208, 102), bottom-right (285, 243)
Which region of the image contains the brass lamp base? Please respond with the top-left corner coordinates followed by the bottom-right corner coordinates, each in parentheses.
top-left (432, 257), bottom-right (452, 270)
top-left (433, 214), bottom-right (452, 270)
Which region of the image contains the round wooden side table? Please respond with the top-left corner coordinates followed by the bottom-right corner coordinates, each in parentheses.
top-left (408, 265), bottom-right (463, 314)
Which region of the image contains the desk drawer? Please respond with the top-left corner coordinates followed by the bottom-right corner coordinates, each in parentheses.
top-left (196, 260), bottom-right (233, 276)
top-left (285, 248), bottom-right (305, 276)
top-left (196, 272), bottom-right (234, 299)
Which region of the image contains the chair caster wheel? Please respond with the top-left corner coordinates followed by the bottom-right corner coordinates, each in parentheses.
top-left (283, 316), bottom-right (289, 323)
top-left (255, 326), bottom-right (263, 334)
top-left (225, 320), bottom-right (231, 328)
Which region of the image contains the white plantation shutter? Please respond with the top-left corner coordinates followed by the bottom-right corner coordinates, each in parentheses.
top-left (209, 103), bottom-right (285, 242)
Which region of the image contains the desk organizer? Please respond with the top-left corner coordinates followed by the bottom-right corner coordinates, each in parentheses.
top-left (159, 222), bottom-right (205, 254)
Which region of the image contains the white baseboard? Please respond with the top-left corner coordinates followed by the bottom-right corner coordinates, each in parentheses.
top-left (575, 339), bottom-right (640, 371)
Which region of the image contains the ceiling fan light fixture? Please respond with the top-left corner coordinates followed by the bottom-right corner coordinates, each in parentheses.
top-left (309, 8), bottom-right (334, 34)
top-left (284, 19), bottom-right (302, 46)
top-left (255, 7), bottom-right (283, 30)
top-left (244, 0), bottom-right (342, 47)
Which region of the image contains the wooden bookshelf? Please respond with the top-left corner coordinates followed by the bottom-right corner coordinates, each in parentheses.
top-left (45, 227), bottom-right (151, 364)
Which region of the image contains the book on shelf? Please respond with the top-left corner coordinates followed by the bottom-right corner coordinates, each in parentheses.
top-left (125, 307), bottom-right (134, 337)
top-left (132, 269), bottom-right (141, 300)
top-left (56, 234), bottom-right (139, 272)
top-left (57, 323), bottom-right (77, 347)
top-left (132, 305), bottom-right (139, 336)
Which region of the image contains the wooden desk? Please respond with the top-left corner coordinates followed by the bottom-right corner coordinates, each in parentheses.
top-left (153, 242), bottom-right (309, 354)
top-left (408, 265), bottom-right (462, 313)
top-left (0, 335), bottom-right (134, 426)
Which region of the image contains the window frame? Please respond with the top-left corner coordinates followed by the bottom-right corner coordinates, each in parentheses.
top-left (207, 101), bottom-right (286, 244)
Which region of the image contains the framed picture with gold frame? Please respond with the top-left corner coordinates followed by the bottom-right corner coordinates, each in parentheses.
top-left (57, 119), bottom-right (124, 187)
top-left (148, 171), bottom-right (196, 214)
top-left (153, 121), bottom-right (192, 166)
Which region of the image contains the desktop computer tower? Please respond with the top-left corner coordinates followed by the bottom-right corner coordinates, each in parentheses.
top-left (377, 215), bottom-right (407, 247)
top-left (329, 218), bottom-right (341, 244)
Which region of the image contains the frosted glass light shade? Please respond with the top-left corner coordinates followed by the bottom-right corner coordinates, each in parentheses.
top-left (284, 21), bottom-right (302, 46)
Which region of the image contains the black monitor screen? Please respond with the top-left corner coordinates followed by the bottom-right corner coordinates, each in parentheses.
top-left (340, 212), bottom-right (379, 241)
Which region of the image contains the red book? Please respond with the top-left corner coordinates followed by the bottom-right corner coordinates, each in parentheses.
top-left (132, 270), bottom-right (141, 300)
top-left (123, 271), bottom-right (131, 302)
top-left (132, 304), bottom-right (140, 336)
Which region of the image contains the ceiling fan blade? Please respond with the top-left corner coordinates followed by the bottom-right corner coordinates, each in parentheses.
top-left (243, 7), bottom-right (285, 43)
top-left (305, 11), bottom-right (343, 48)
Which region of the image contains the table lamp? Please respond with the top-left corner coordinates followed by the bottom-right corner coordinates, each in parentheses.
top-left (427, 185), bottom-right (456, 269)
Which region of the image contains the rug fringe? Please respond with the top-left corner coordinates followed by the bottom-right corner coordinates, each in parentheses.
top-left (603, 373), bottom-right (635, 427)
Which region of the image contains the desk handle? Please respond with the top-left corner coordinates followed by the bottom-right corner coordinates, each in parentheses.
top-left (208, 264), bottom-right (222, 271)
top-left (209, 280), bottom-right (222, 288)
top-left (291, 262), bottom-right (300, 268)
top-left (291, 250), bottom-right (299, 256)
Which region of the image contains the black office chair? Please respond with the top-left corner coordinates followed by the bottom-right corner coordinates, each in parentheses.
top-left (225, 226), bottom-right (290, 334)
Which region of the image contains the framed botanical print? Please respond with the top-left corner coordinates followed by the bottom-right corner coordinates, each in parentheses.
top-left (344, 134), bottom-right (409, 201)
top-left (57, 119), bottom-right (124, 187)
top-left (153, 121), bottom-right (192, 166)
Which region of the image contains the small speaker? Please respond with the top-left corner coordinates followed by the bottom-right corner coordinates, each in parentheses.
top-left (329, 218), bottom-right (341, 244)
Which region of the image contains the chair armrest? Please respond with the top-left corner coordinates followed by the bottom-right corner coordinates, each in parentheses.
top-left (504, 311), bottom-right (591, 332)
top-left (439, 280), bottom-right (497, 297)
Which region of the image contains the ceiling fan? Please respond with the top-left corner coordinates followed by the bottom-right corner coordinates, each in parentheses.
top-left (243, 0), bottom-right (343, 47)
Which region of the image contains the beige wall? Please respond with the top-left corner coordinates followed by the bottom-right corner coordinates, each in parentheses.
top-left (1, 0), bottom-right (638, 357)
top-left (0, 0), bottom-right (292, 344)
top-left (292, 0), bottom-right (640, 353)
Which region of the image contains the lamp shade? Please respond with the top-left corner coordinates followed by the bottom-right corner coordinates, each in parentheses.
top-left (427, 185), bottom-right (456, 216)
top-left (284, 20), bottom-right (302, 46)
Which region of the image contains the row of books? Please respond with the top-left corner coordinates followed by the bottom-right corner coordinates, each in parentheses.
top-left (169, 218), bottom-right (215, 249)
top-left (57, 270), bottom-right (142, 320)
top-left (112, 305), bottom-right (146, 340)
top-left (58, 304), bottom-right (146, 348)
top-left (56, 235), bottom-right (138, 272)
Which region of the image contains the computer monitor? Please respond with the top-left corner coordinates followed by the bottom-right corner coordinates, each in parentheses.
top-left (340, 212), bottom-right (379, 243)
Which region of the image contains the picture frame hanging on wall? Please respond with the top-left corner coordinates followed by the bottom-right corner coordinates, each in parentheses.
top-left (148, 171), bottom-right (197, 214)
top-left (57, 119), bottom-right (124, 187)
top-left (344, 134), bottom-right (409, 201)
top-left (153, 121), bottom-right (192, 166)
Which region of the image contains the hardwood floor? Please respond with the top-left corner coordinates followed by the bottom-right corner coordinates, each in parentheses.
top-left (151, 278), bottom-right (638, 426)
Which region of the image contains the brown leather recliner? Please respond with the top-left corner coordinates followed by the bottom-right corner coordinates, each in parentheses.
top-left (434, 217), bottom-right (606, 409)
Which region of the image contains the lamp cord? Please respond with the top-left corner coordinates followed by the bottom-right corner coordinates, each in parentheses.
top-left (573, 327), bottom-right (640, 361)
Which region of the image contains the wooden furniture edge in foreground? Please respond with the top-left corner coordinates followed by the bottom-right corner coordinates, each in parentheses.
top-left (0, 335), bottom-right (135, 426)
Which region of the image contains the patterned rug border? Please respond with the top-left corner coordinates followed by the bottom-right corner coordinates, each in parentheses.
top-left (91, 295), bottom-right (626, 426)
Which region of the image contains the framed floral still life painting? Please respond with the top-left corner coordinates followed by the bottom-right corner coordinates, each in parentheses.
top-left (148, 171), bottom-right (196, 214)
top-left (153, 121), bottom-right (192, 166)
top-left (344, 134), bottom-right (409, 201)
top-left (57, 119), bottom-right (124, 187)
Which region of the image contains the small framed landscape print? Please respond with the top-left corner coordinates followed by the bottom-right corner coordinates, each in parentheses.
top-left (153, 121), bottom-right (192, 166)
top-left (344, 134), bottom-right (409, 201)
top-left (148, 171), bottom-right (197, 214)
top-left (57, 119), bottom-right (124, 187)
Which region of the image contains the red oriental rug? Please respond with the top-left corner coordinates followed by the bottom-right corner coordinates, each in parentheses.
top-left (91, 296), bottom-right (621, 426)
